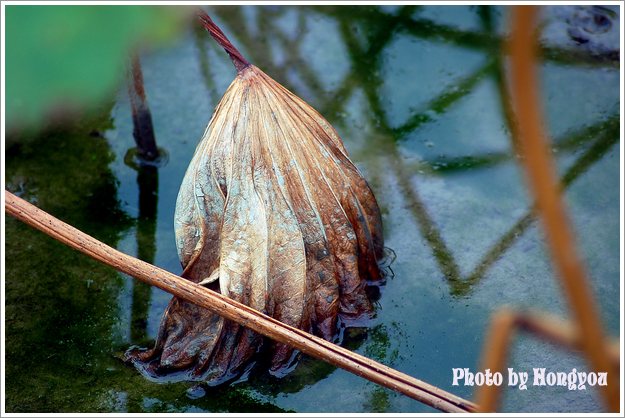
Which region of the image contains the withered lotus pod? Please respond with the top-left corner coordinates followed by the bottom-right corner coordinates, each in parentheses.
top-left (126, 12), bottom-right (385, 383)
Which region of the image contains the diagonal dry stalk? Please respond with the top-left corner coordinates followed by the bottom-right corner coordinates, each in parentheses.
top-left (4, 190), bottom-right (477, 413)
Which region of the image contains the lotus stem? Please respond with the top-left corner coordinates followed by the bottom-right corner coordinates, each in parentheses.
top-left (127, 53), bottom-right (159, 161)
top-left (5, 190), bottom-right (477, 413)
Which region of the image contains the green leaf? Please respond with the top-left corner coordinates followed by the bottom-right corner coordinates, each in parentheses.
top-left (5, 5), bottom-right (190, 132)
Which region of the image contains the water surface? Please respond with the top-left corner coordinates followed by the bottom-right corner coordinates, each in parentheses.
top-left (5, 5), bottom-right (621, 413)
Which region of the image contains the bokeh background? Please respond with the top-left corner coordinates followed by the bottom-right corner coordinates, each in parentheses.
top-left (4, 4), bottom-right (621, 413)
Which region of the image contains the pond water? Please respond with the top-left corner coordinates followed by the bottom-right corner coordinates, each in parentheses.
top-left (5, 5), bottom-right (621, 413)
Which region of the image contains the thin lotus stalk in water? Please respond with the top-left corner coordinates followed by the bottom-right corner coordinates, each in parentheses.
top-left (126, 10), bottom-right (385, 383)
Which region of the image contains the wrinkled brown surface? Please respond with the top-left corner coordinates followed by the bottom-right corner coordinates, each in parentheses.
top-left (126, 65), bottom-right (384, 383)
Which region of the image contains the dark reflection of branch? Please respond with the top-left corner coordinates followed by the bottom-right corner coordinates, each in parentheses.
top-left (559, 119), bottom-right (620, 188)
top-left (477, 5), bottom-right (520, 151)
top-left (271, 14), bottom-right (328, 103)
top-left (454, 115), bottom-right (619, 295)
top-left (388, 114), bottom-right (618, 297)
top-left (192, 24), bottom-right (221, 107)
top-left (460, 212), bottom-right (534, 294)
top-left (416, 153), bottom-right (511, 174)
top-left (337, 12), bottom-right (464, 284)
top-left (337, 7), bottom-right (410, 128)
top-left (319, 5), bottom-right (501, 51)
top-left (211, 7), bottom-right (290, 91)
top-left (393, 155), bottom-right (463, 282)
top-left (393, 59), bottom-right (496, 137)
top-left (130, 165), bottom-right (159, 343)
top-left (412, 115), bottom-right (618, 175)
top-left (314, 5), bottom-right (619, 68)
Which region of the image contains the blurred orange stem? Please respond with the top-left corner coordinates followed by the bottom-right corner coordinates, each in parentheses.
top-left (476, 309), bottom-right (621, 411)
top-left (475, 309), bottom-right (517, 411)
top-left (492, 5), bottom-right (620, 412)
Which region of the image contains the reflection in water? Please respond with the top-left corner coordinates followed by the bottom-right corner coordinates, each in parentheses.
top-left (127, 55), bottom-right (159, 161)
top-left (192, 25), bottom-right (221, 107)
top-left (126, 53), bottom-right (161, 345)
top-left (130, 164), bottom-right (159, 344)
top-left (460, 115), bottom-right (619, 295)
top-left (5, 4), bottom-right (619, 413)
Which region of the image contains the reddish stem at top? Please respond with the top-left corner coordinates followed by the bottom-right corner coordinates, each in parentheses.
top-left (197, 9), bottom-right (250, 73)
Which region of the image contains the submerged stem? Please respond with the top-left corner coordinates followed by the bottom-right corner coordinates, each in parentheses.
top-left (197, 9), bottom-right (250, 73)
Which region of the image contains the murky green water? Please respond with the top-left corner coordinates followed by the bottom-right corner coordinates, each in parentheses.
top-left (5, 5), bottom-right (621, 413)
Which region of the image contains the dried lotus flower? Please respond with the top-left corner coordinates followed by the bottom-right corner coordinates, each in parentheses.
top-left (126, 11), bottom-right (384, 383)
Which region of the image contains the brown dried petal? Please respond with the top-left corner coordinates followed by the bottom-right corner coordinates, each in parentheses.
top-left (126, 65), bottom-right (384, 382)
